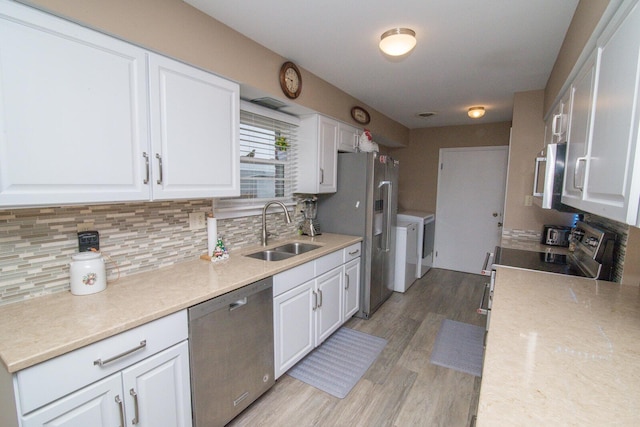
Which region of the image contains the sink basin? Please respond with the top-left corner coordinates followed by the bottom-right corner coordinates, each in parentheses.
top-left (245, 250), bottom-right (295, 261)
top-left (273, 243), bottom-right (321, 255)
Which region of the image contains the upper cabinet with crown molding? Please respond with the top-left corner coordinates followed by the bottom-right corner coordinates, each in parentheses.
top-left (0, 0), bottom-right (239, 208)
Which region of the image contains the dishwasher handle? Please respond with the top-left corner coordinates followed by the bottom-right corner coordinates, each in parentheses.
top-left (229, 297), bottom-right (248, 311)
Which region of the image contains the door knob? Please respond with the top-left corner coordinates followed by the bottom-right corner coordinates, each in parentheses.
top-left (497, 222), bottom-right (503, 227)
top-left (492, 212), bottom-right (498, 217)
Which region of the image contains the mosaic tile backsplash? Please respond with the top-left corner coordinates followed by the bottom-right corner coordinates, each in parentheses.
top-left (0, 200), bottom-right (301, 306)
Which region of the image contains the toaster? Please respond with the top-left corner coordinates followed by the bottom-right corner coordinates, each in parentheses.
top-left (542, 225), bottom-right (572, 247)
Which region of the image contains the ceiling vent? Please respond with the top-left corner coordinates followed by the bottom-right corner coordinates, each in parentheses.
top-left (250, 97), bottom-right (287, 110)
top-left (416, 111), bottom-right (437, 118)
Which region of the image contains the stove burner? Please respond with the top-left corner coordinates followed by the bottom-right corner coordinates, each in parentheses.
top-left (494, 247), bottom-right (589, 278)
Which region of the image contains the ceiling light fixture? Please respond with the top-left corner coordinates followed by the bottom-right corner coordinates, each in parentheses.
top-left (379, 28), bottom-right (416, 56)
top-left (468, 106), bottom-right (485, 119)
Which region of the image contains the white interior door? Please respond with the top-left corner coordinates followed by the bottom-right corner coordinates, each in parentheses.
top-left (434, 146), bottom-right (508, 274)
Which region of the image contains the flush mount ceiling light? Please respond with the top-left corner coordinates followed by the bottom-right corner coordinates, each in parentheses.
top-left (379, 28), bottom-right (416, 56)
top-left (468, 106), bottom-right (485, 119)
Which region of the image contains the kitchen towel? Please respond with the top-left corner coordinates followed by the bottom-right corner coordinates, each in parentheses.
top-left (287, 327), bottom-right (387, 399)
top-left (207, 217), bottom-right (217, 257)
top-left (430, 319), bottom-right (484, 377)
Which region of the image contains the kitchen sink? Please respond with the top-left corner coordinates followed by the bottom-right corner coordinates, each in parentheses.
top-left (273, 242), bottom-right (321, 255)
top-left (245, 250), bottom-right (295, 261)
top-left (245, 242), bottom-right (321, 261)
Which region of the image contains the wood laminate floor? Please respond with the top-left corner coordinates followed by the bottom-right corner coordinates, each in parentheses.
top-left (228, 268), bottom-right (487, 427)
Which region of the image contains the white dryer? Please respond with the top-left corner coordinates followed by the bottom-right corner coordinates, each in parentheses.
top-left (394, 221), bottom-right (418, 292)
top-left (397, 211), bottom-right (435, 278)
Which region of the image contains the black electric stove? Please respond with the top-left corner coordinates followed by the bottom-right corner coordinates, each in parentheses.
top-left (492, 221), bottom-right (617, 280)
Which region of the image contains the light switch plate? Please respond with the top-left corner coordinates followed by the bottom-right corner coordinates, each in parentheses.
top-left (524, 195), bottom-right (533, 206)
top-left (189, 212), bottom-right (206, 230)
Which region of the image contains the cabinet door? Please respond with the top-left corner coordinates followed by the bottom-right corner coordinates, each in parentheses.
top-left (121, 341), bottom-right (192, 427)
top-left (21, 374), bottom-right (122, 427)
top-left (149, 54), bottom-right (240, 200)
top-left (338, 123), bottom-right (359, 152)
top-left (343, 258), bottom-right (361, 320)
top-left (318, 117), bottom-right (338, 193)
top-left (315, 266), bottom-right (343, 345)
top-left (562, 53), bottom-right (597, 207)
top-left (273, 280), bottom-right (315, 379)
top-left (0, 2), bottom-right (150, 206)
top-left (583, 1), bottom-right (640, 223)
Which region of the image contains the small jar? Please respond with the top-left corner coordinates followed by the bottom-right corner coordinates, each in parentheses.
top-left (69, 252), bottom-right (107, 295)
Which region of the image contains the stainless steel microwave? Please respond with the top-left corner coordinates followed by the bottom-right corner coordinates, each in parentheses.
top-left (533, 143), bottom-right (566, 210)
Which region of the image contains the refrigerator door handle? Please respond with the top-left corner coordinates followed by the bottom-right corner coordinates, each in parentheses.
top-left (378, 180), bottom-right (392, 252)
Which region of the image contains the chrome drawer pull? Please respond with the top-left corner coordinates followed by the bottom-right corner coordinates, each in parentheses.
top-left (93, 340), bottom-right (147, 367)
top-left (142, 152), bottom-right (150, 184)
top-left (130, 388), bottom-right (140, 425)
top-left (348, 249), bottom-right (360, 256)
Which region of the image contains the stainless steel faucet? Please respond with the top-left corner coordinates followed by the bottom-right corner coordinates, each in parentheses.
top-left (262, 201), bottom-right (292, 246)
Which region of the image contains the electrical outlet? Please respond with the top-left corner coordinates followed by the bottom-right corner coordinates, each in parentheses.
top-left (524, 195), bottom-right (533, 206)
top-left (189, 212), bottom-right (206, 230)
top-left (77, 222), bottom-right (95, 232)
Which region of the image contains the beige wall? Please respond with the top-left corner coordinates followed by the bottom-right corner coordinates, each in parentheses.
top-left (504, 90), bottom-right (575, 231)
top-left (389, 122), bottom-right (511, 213)
top-left (544, 0), bottom-right (610, 116)
top-left (24, 0), bottom-right (409, 146)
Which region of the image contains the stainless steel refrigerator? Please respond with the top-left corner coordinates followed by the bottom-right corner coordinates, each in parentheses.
top-left (316, 152), bottom-right (398, 319)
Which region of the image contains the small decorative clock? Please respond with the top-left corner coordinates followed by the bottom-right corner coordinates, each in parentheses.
top-left (351, 106), bottom-right (370, 124)
top-left (279, 61), bottom-right (302, 99)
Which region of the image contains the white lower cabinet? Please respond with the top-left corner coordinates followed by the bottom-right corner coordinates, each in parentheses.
top-left (343, 258), bottom-right (361, 319)
top-left (22, 342), bottom-right (191, 427)
top-left (273, 243), bottom-right (361, 379)
top-left (9, 311), bottom-right (191, 427)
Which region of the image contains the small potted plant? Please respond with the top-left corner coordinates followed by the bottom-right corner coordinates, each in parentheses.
top-left (275, 135), bottom-right (288, 160)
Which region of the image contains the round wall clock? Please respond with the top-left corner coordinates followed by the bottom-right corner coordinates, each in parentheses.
top-left (279, 61), bottom-right (302, 99)
top-left (351, 106), bottom-right (371, 124)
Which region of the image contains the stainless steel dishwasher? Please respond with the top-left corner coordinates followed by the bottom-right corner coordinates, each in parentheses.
top-left (188, 277), bottom-right (274, 427)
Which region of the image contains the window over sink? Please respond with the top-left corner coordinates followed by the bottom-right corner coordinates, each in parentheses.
top-left (217, 101), bottom-right (300, 216)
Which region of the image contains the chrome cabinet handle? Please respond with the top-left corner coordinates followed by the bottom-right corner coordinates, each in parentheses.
top-left (155, 153), bottom-right (163, 185)
top-left (320, 168), bottom-right (324, 184)
top-left (93, 340), bottom-right (147, 367)
top-left (533, 157), bottom-right (545, 196)
top-left (143, 152), bottom-right (150, 184)
top-left (345, 273), bottom-right (349, 290)
top-left (312, 290), bottom-right (317, 310)
top-left (229, 297), bottom-right (248, 311)
top-left (318, 289), bottom-right (323, 308)
top-left (574, 157), bottom-right (586, 190)
top-left (348, 249), bottom-right (360, 256)
top-left (130, 388), bottom-right (140, 425)
top-left (115, 395), bottom-right (125, 427)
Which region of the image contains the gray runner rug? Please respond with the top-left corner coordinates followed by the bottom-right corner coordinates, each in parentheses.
top-left (430, 319), bottom-right (484, 377)
top-left (287, 327), bottom-right (387, 398)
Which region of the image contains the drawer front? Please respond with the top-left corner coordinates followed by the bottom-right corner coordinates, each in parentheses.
top-left (315, 250), bottom-right (343, 276)
top-left (343, 243), bottom-right (362, 263)
top-left (273, 260), bottom-right (315, 297)
top-left (16, 310), bottom-right (188, 415)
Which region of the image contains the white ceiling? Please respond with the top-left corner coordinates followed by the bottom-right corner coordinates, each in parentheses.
top-left (184, 0), bottom-right (579, 129)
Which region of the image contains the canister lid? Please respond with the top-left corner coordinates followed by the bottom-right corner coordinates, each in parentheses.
top-left (71, 252), bottom-right (102, 261)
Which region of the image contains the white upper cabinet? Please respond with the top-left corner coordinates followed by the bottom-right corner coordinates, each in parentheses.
top-left (298, 114), bottom-right (338, 193)
top-left (148, 54), bottom-right (239, 200)
top-left (561, 0), bottom-right (640, 224)
top-left (337, 123), bottom-right (360, 153)
top-left (562, 52), bottom-right (597, 206)
top-left (0, 1), bottom-right (239, 207)
top-left (0, 1), bottom-right (150, 206)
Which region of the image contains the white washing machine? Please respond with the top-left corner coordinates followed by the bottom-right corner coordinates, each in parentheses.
top-left (397, 211), bottom-right (435, 278)
top-left (394, 221), bottom-right (418, 293)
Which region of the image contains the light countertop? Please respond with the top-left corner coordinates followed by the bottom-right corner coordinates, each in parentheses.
top-left (477, 267), bottom-right (640, 425)
top-left (0, 233), bottom-right (361, 373)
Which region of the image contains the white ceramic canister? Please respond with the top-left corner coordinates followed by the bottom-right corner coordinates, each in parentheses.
top-left (69, 252), bottom-right (107, 295)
